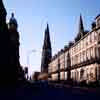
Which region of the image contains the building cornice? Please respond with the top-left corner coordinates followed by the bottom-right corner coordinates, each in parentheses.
top-left (49, 58), bottom-right (100, 75)
top-left (70, 57), bottom-right (100, 70)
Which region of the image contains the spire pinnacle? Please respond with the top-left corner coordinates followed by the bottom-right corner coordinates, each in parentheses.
top-left (79, 14), bottom-right (84, 35)
top-left (47, 22), bottom-right (49, 28)
top-left (45, 22), bottom-right (49, 33)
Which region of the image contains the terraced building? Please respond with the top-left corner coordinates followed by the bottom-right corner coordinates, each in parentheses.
top-left (48, 14), bottom-right (100, 83)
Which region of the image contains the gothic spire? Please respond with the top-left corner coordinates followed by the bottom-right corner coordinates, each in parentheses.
top-left (43, 23), bottom-right (51, 49)
top-left (75, 14), bottom-right (85, 41)
top-left (0, 0), bottom-right (7, 22)
top-left (78, 14), bottom-right (84, 36)
top-left (41, 23), bottom-right (52, 73)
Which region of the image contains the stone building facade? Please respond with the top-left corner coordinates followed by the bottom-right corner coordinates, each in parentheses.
top-left (0, 0), bottom-right (25, 84)
top-left (48, 14), bottom-right (100, 83)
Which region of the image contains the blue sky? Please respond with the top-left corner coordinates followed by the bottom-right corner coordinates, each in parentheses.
top-left (4, 0), bottom-right (100, 76)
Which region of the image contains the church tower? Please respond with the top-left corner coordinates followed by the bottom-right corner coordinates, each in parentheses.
top-left (41, 23), bottom-right (52, 73)
top-left (8, 13), bottom-right (24, 81)
top-left (9, 13), bottom-right (20, 67)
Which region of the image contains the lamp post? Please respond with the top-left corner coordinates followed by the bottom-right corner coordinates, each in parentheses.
top-left (27, 49), bottom-right (36, 79)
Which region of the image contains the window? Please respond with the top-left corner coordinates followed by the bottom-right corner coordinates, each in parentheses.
top-left (80, 53), bottom-right (83, 63)
top-left (65, 72), bottom-right (67, 80)
top-left (79, 53), bottom-right (81, 63)
top-left (99, 19), bottom-right (100, 26)
top-left (56, 65), bottom-right (58, 71)
top-left (65, 54), bottom-right (67, 68)
top-left (88, 35), bottom-right (90, 45)
top-left (86, 50), bottom-right (88, 60)
top-left (80, 69), bottom-right (84, 79)
top-left (60, 72), bottom-right (64, 80)
top-left (94, 32), bottom-right (97, 41)
top-left (91, 32), bottom-right (94, 42)
top-left (90, 47), bottom-right (93, 58)
top-left (79, 43), bottom-right (81, 50)
top-left (88, 49), bottom-right (91, 60)
top-left (86, 37), bottom-right (88, 46)
top-left (84, 38), bottom-right (86, 47)
top-left (97, 47), bottom-right (100, 58)
top-left (87, 36), bottom-right (89, 45)
top-left (78, 43), bottom-right (79, 51)
top-left (83, 51), bottom-right (85, 62)
top-left (82, 52), bottom-right (84, 62)
top-left (92, 47), bottom-right (95, 58)
top-left (71, 57), bottom-right (73, 66)
top-left (76, 45), bottom-right (78, 52)
top-left (84, 51), bottom-right (86, 61)
top-left (98, 33), bottom-right (100, 43)
top-left (78, 54), bottom-right (80, 63)
top-left (83, 39), bottom-right (84, 48)
top-left (71, 72), bottom-right (73, 79)
top-left (90, 34), bottom-right (92, 43)
top-left (81, 41), bottom-right (83, 49)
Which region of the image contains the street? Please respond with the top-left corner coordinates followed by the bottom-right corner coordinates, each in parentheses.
top-left (0, 82), bottom-right (100, 100)
top-left (16, 84), bottom-right (100, 100)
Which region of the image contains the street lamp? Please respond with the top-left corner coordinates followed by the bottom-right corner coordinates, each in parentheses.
top-left (27, 49), bottom-right (36, 79)
top-left (27, 49), bottom-right (42, 80)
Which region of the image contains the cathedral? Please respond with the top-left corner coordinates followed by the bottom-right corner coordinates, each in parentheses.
top-left (0, 0), bottom-right (24, 85)
top-left (48, 14), bottom-right (100, 83)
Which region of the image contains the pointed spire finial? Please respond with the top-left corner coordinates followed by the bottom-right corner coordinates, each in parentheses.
top-left (47, 22), bottom-right (49, 30)
top-left (45, 22), bottom-right (49, 33)
top-left (78, 13), bottom-right (84, 38)
top-left (79, 13), bottom-right (84, 33)
top-left (80, 13), bottom-right (82, 17)
top-left (46, 22), bottom-right (48, 28)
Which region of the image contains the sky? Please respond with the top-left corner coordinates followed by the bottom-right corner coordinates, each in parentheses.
top-left (3, 0), bottom-right (100, 76)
